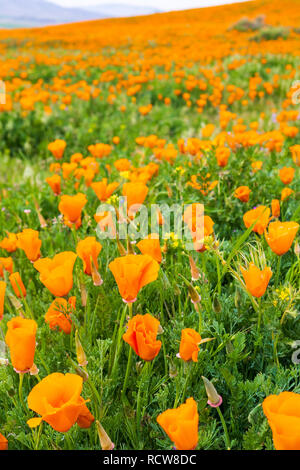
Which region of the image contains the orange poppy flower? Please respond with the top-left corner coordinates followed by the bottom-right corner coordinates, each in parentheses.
top-left (46, 174), bottom-right (61, 195)
top-left (279, 167), bottom-right (295, 185)
top-left (9, 272), bottom-right (26, 298)
top-left (262, 391), bottom-right (300, 450)
top-left (265, 221), bottom-right (299, 256)
top-left (281, 187), bottom-right (294, 201)
top-left (0, 257), bottom-right (13, 277)
top-left (240, 262), bottom-right (272, 298)
top-left (62, 162), bottom-right (78, 179)
top-left (0, 233), bottom-right (18, 253)
top-left (48, 139), bottom-right (66, 160)
top-left (157, 397), bottom-right (199, 450)
top-left (215, 146), bottom-right (230, 167)
top-left (0, 433), bottom-right (8, 450)
top-left (271, 199), bottom-right (280, 218)
top-left (27, 373), bottom-right (94, 433)
top-left (290, 145), bottom-right (300, 166)
top-left (234, 186), bottom-right (251, 202)
top-left (114, 158), bottom-right (131, 172)
top-left (58, 193), bottom-right (87, 229)
top-left (5, 317), bottom-right (37, 373)
top-left (34, 251), bottom-right (77, 297)
top-left (91, 179), bottom-right (119, 202)
top-left (251, 161), bottom-right (263, 172)
top-left (76, 237), bottom-right (102, 275)
top-left (0, 281), bottom-right (6, 320)
top-left (109, 254), bottom-right (159, 303)
top-left (17, 229), bottom-right (42, 262)
top-left (243, 206), bottom-right (270, 235)
top-left (179, 328), bottom-right (202, 362)
top-left (45, 297), bottom-right (75, 334)
top-left (122, 182), bottom-right (148, 215)
top-left (123, 313), bottom-right (162, 361)
top-left (136, 234), bottom-right (162, 263)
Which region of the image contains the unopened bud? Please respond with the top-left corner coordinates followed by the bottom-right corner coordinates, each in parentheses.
top-left (157, 324), bottom-right (164, 335)
top-left (96, 421), bottom-right (115, 450)
top-left (202, 376), bottom-right (222, 407)
top-left (294, 241), bottom-right (300, 256)
top-left (127, 238), bottom-right (135, 255)
top-left (91, 257), bottom-right (103, 286)
top-left (79, 280), bottom-right (87, 307)
top-left (8, 293), bottom-right (23, 312)
top-left (75, 330), bottom-right (88, 367)
top-left (234, 288), bottom-right (241, 309)
top-left (189, 256), bottom-right (200, 281)
top-left (213, 296), bottom-right (221, 313)
top-left (116, 235), bottom-right (127, 256)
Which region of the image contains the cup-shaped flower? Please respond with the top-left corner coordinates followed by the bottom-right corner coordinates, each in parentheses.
top-left (17, 229), bottom-right (42, 262)
top-left (122, 182), bottom-right (148, 215)
top-left (5, 317), bottom-right (37, 373)
top-left (156, 397), bottom-right (199, 450)
top-left (27, 373), bottom-right (94, 433)
top-left (91, 178), bottom-right (119, 202)
top-left (136, 234), bottom-right (162, 263)
top-left (76, 237), bottom-right (102, 275)
top-left (0, 433), bottom-right (8, 450)
top-left (243, 205), bottom-right (270, 235)
top-left (0, 233), bottom-right (18, 253)
top-left (46, 174), bottom-right (61, 195)
top-left (45, 297), bottom-right (75, 334)
top-left (179, 328), bottom-right (202, 362)
top-left (240, 262), bottom-right (272, 298)
top-left (58, 193), bottom-right (87, 229)
top-left (9, 272), bottom-right (26, 298)
top-left (262, 391), bottom-right (300, 450)
top-left (34, 251), bottom-right (77, 297)
top-left (48, 139), bottom-right (66, 160)
top-left (123, 313), bottom-right (162, 361)
top-left (234, 186), bottom-right (251, 202)
top-left (109, 254), bottom-right (159, 303)
top-left (0, 257), bottom-right (13, 277)
top-left (265, 221), bottom-right (299, 256)
top-left (279, 167), bottom-right (295, 185)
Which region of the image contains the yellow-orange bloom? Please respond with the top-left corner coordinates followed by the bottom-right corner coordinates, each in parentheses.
top-left (17, 229), bottom-right (42, 262)
top-left (243, 206), bottom-right (270, 235)
top-left (58, 193), bottom-right (87, 229)
top-left (34, 251), bottom-right (77, 297)
top-left (279, 167), bottom-right (295, 185)
top-left (0, 433), bottom-right (8, 450)
top-left (157, 397), bottom-right (199, 450)
top-left (262, 391), bottom-right (300, 450)
top-left (215, 146), bottom-right (230, 167)
top-left (27, 373), bottom-right (94, 432)
top-left (179, 328), bottom-right (201, 362)
top-left (136, 234), bottom-right (162, 263)
top-left (234, 186), bottom-right (251, 203)
top-left (123, 313), bottom-right (162, 361)
top-left (0, 257), bottom-right (13, 277)
top-left (9, 272), bottom-right (26, 298)
top-left (45, 297), bottom-right (75, 334)
top-left (265, 221), bottom-right (299, 256)
top-left (281, 187), bottom-right (294, 201)
top-left (122, 182), bottom-right (148, 215)
top-left (91, 179), bottom-right (119, 202)
top-left (76, 237), bottom-right (102, 275)
top-left (5, 317), bottom-right (37, 372)
top-left (46, 174), bottom-right (61, 195)
top-left (240, 262), bottom-right (272, 298)
top-left (0, 233), bottom-right (18, 253)
top-left (109, 254), bottom-right (159, 303)
top-left (48, 139), bottom-right (66, 160)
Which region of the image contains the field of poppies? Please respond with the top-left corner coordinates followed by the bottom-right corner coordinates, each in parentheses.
top-left (0, 0), bottom-right (300, 452)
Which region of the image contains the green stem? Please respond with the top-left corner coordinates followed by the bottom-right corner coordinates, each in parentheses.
top-left (275, 256), bottom-right (281, 288)
top-left (121, 346), bottom-right (133, 400)
top-left (216, 406), bottom-right (231, 450)
top-left (18, 372), bottom-right (27, 414)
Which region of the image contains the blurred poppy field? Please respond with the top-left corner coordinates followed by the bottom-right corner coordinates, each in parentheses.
top-left (0, 0), bottom-right (300, 451)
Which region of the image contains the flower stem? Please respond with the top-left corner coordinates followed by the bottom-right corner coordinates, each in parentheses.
top-left (18, 372), bottom-right (27, 414)
top-left (121, 346), bottom-right (133, 400)
top-left (216, 406), bottom-right (231, 450)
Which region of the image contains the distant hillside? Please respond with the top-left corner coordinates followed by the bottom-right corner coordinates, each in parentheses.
top-left (85, 3), bottom-right (161, 18)
top-left (0, 0), bottom-right (160, 28)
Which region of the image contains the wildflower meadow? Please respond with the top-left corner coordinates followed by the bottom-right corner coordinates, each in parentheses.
top-left (0, 0), bottom-right (299, 453)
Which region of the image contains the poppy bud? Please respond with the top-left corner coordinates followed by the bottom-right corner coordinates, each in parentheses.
top-left (90, 258), bottom-right (103, 286)
top-left (80, 279), bottom-right (87, 307)
top-left (202, 376), bottom-right (222, 407)
top-left (213, 296), bottom-right (221, 313)
top-left (127, 238), bottom-right (135, 255)
top-left (180, 274), bottom-right (201, 303)
top-left (75, 330), bottom-right (88, 367)
top-left (116, 235), bottom-right (127, 256)
top-left (96, 420), bottom-right (115, 450)
top-left (189, 256), bottom-right (200, 281)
